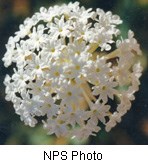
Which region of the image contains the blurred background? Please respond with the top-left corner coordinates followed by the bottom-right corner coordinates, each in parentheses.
top-left (0, 0), bottom-right (148, 145)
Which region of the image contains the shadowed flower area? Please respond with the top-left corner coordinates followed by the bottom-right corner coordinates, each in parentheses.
top-left (0, 0), bottom-right (148, 145)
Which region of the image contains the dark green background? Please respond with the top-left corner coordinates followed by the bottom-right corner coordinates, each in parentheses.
top-left (0, 0), bottom-right (148, 144)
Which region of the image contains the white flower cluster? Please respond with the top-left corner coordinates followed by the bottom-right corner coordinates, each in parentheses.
top-left (3, 2), bottom-right (143, 139)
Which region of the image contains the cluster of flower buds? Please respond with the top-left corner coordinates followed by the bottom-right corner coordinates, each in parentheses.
top-left (3, 2), bottom-right (142, 139)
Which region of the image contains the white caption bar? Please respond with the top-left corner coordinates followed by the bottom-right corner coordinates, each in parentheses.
top-left (0, 145), bottom-right (147, 165)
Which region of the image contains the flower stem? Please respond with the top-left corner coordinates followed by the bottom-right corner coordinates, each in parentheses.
top-left (88, 43), bottom-right (99, 53)
top-left (104, 49), bottom-right (120, 60)
top-left (88, 43), bottom-right (120, 60)
top-left (80, 82), bottom-right (96, 108)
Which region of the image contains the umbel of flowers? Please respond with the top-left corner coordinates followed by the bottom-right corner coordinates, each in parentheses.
top-left (3, 2), bottom-right (142, 139)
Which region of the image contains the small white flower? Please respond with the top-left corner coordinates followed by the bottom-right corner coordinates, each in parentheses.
top-left (28, 24), bottom-right (47, 51)
top-left (48, 15), bottom-right (72, 38)
top-left (72, 22), bottom-right (92, 41)
top-left (2, 37), bottom-right (17, 67)
top-left (3, 2), bottom-right (143, 139)
top-left (89, 99), bottom-right (110, 124)
top-left (42, 39), bottom-right (62, 59)
top-left (92, 77), bottom-right (118, 103)
top-left (84, 57), bottom-right (111, 85)
top-left (105, 112), bottom-right (122, 132)
top-left (15, 22), bottom-right (31, 39)
top-left (11, 68), bottom-right (29, 91)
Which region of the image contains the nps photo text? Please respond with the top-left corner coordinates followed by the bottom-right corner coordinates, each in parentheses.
top-left (44, 150), bottom-right (103, 161)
